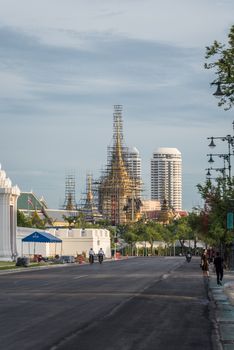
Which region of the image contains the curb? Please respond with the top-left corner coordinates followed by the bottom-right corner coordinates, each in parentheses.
top-left (209, 271), bottom-right (234, 349)
top-left (223, 282), bottom-right (234, 307)
top-left (208, 279), bottom-right (224, 350)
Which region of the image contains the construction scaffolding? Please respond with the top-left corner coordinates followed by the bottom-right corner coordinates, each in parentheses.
top-left (63, 172), bottom-right (77, 210)
top-left (98, 105), bottom-right (142, 225)
top-left (80, 173), bottom-right (102, 223)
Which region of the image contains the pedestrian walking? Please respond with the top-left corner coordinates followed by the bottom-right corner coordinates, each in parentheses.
top-left (186, 251), bottom-right (192, 262)
top-left (201, 249), bottom-right (209, 277)
top-left (213, 251), bottom-right (224, 285)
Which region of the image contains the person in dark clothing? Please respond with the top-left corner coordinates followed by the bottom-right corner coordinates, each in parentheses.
top-left (201, 250), bottom-right (209, 277)
top-left (213, 252), bottom-right (224, 285)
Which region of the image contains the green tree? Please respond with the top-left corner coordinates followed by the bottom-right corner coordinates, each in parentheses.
top-left (122, 228), bottom-right (138, 255)
top-left (62, 212), bottom-right (86, 228)
top-left (132, 220), bottom-right (163, 256)
top-left (172, 217), bottom-right (192, 254)
top-left (146, 222), bottom-right (163, 255)
top-left (161, 224), bottom-right (178, 255)
top-left (205, 24), bottom-right (234, 110)
top-left (187, 211), bottom-right (203, 249)
top-left (31, 211), bottom-right (45, 229)
top-left (128, 221), bottom-right (147, 256)
top-left (197, 177), bottom-right (234, 263)
top-left (17, 210), bottom-right (32, 227)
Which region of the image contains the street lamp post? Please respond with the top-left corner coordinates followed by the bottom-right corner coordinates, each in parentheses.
top-left (206, 166), bottom-right (227, 180)
top-left (207, 153), bottom-right (229, 173)
top-left (207, 122), bottom-right (234, 180)
top-left (206, 122), bottom-right (234, 269)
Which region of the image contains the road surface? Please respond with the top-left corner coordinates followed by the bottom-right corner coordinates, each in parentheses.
top-left (0, 256), bottom-right (217, 350)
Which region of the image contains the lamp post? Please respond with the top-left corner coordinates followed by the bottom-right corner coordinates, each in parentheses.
top-left (206, 166), bottom-right (227, 180)
top-left (206, 122), bottom-right (234, 269)
top-left (207, 153), bottom-right (229, 169)
top-left (207, 122), bottom-right (234, 179)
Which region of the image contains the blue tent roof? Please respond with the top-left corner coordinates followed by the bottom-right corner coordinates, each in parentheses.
top-left (22, 231), bottom-right (62, 243)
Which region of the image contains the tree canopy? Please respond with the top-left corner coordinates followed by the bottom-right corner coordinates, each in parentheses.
top-left (197, 177), bottom-right (234, 248)
top-left (205, 25), bottom-right (234, 110)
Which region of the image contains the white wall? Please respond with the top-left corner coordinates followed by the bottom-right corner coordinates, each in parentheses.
top-left (48, 228), bottom-right (111, 258)
top-left (16, 227), bottom-right (111, 258)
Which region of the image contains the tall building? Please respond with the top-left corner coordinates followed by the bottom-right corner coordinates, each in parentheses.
top-left (127, 147), bottom-right (142, 180)
top-left (127, 146), bottom-right (142, 199)
top-left (151, 147), bottom-right (182, 210)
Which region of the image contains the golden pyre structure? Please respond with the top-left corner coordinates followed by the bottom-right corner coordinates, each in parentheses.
top-left (98, 105), bottom-right (142, 225)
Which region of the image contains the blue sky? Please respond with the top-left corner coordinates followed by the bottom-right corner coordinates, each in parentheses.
top-left (0, 0), bottom-right (233, 210)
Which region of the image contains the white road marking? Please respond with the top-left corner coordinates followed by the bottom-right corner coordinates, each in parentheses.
top-left (73, 275), bottom-right (88, 279)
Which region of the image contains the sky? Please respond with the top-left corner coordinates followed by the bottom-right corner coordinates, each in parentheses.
top-left (0, 0), bottom-right (233, 211)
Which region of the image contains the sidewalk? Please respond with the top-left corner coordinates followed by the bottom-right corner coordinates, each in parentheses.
top-left (209, 268), bottom-right (234, 349)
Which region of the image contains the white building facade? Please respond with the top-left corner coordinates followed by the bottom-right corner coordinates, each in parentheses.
top-left (127, 146), bottom-right (142, 180)
top-left (0, 165), bottom-right (20, 261)
top-left (127, 146), bottom-right (142, 200)
top-left (17, 227), bottom-right (111, 258)
top-left (151, 147), bottom-right (182, 210)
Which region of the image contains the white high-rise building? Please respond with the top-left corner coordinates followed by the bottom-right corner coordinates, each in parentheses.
top-left (127, 146), bottom-right (142, 199)
top-left (127, 147), bottom-right (142, 180)
top-left (151, 147), bottom-right (182, 210)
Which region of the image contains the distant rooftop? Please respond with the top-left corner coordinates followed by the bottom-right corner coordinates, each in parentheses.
top-left (154, 147), bottom-right (181, 155)
top-left (128, 146), bottom-right (140, 154)
top-left (17, 192), bottom-right (46, 210)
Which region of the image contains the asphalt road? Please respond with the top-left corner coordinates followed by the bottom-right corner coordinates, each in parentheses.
top-left (0, 257), bottom-right (217, 350)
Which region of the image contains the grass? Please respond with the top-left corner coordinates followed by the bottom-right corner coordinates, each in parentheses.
top-left (0, 261), bottom-right (52, 270)
top-left (0, 261), bottom-right (24, 271)
top-left (0, 261), bottom-right (15, 266)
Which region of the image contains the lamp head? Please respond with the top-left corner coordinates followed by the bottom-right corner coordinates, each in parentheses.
top-left (208, 155), bottom-right (214, 163)
top-left (208, 137), bottom-right (216, 148)
top-left (213, 82), bottom-right (224, 97)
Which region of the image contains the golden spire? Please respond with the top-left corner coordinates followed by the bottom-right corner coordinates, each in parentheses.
top-left (87, 174), bottom-right (93, 202)
top-left (110, 108), bottom-right (129, 181)
top-left (99, 105), bottom-right (142, 225)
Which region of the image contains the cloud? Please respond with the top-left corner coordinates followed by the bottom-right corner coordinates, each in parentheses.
top-left (0, 25), bottom-right (212, 125)
top-left (0, 0), bottom-right (233, 48)
top-left (0, 1), bottom-right (233, 210)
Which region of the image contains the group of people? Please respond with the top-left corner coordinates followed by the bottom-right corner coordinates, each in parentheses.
top-left (201, 249), bottom-right (224, 285)
top-left (88, 247), bottom-right (105, 264)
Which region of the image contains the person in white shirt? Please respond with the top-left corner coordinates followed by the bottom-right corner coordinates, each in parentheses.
top-left (89, 248), bottom-right (95, 264)
top-left (89, 248), bottom-right (95, 256)
top-left (98, 248), bottom-right (104, 256)
top-left (98, 248), bottom-right (104, 264)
